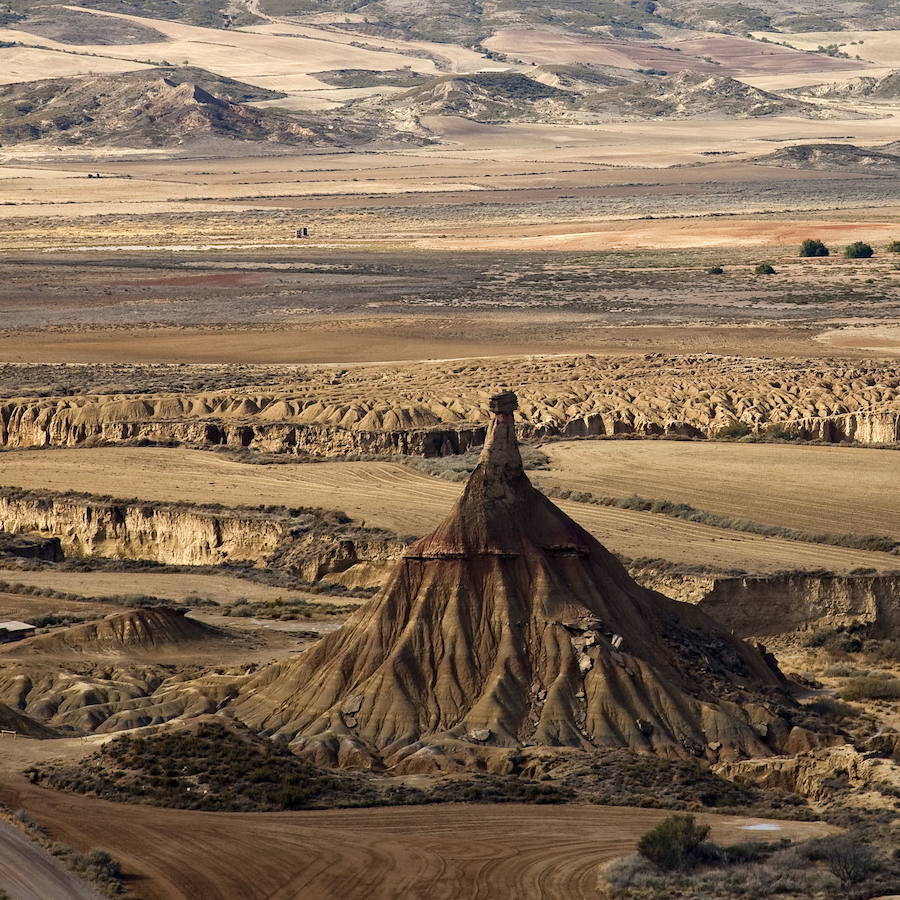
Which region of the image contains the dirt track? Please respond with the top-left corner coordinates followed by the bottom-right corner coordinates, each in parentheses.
top-left (0, 820), bottom-right (99, 900)
top-left (0, 782), bottom-right (833, 900)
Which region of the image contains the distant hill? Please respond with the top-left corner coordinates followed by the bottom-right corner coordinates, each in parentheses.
top-left (793, 70), bottom-right (900, 102)
top-left (258, 0), bottom-right (900, 43)
top-left (580, 71), bottom-right (833, 120)
top-left (750, 142), bottom-right (900, 172)
top-left (0, 68), bottom-right (405, 148)
top-left (390, 72), bottom-right (570, 120)
top-left (352, 68), bottom-right (838, 129)
top-left (8, 6), bottom-right (167, 43)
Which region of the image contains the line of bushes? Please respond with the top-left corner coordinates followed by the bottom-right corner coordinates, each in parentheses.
top-left (540, 486), bottom-right (899, 554)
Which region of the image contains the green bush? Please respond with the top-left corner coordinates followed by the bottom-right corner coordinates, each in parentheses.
top-left (715, 420), bottom-right (751, 438)
top-left (706, 265), bottom-right (724, 275)
top-left (754, 262), bottom-right (776, 275)
top-left (887, 240), bottom-right (900, 253)
top-left (637, 814), bottom-right (711, 871)
top-left (763, 423), bottom-right (802, 442)
top-left (844, 241), bottom-right (874, 259)
top-left (800, 238), bottom-right (829, 257)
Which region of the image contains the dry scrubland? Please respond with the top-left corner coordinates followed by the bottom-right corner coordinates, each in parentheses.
top-left (0, 5), bottom-right (898, 898)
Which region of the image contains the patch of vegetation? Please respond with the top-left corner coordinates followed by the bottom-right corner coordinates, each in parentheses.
top-left (762, 423), bottom-right (802, 442)
top-left (525, 749), bottom-right (813, 817)
top-left (844, 241), bottom-right (874, 259)
top-left (800, 238), bottom-right (829, 257)
top-left (754, 262), bottom-right (776, 275)
top-left (817, 43), bottom-right (850, 58)
top-left (713, 420), bottom-right (751, 438)
top-left (0, 805), bottom-right (134, 897)
top-left (637, 814), bottom-right (710, 871)
top-left (838, 675), bottom-right (900, 701)
top-left (607, 826), bottom-right (900, 898)
top-left (31, 723), bottom-right (573, 810)
top-left (312, 68), bottom-right (426, 88)
top-left (24, 612), bottom-right (89, 628)
top-left (886, 239), bottom-right (900, 253)
top-left (71, 0), bottom-right (259, 29)
top-left (706, 265), bottom-right (725, 275)
top-left (805, 624), bottom-right (867, 654)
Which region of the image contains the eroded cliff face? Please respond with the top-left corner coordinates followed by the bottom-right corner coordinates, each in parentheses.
top-left (636, 571), bottom-right (900, 637)
top-left (0, 488), bottom-right (403, 579)
top-left (1, 358), bottom-right (897, 458)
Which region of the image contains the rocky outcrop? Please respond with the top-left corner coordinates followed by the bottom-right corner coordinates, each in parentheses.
top-left (635, 571), bottom-right (900, 638)
top-left (235, 391), bottom-right (833, 771)
top-left (0, 488), bottom-right (402, 580)
top-left (0, 664), bottom-right (240, 734)
top-left (2, 356), bottom-right (896, 456)
top-left (714, 741), bottom-right (900, 806)
top-left (0, 531), bottom-right (63, 562)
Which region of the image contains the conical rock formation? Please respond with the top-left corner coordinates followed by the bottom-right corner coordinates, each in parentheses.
top-left (236, 391), bottom-right (822, 771)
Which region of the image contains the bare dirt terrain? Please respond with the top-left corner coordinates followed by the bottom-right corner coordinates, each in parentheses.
top-left (0, 819), bottom-right (101, 900)
top-left (0, 781), bottom-right (834, 900)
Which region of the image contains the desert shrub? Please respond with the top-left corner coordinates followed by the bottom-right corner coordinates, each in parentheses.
top-left (802, 835), bottom-right (881, 884)
top-left (887, 240), bottom-right (900, 253)
top-left (804, 696), bottom-right (858, 720)
top-left (805, 626), bottom-right (864, 653)
top-left (800, 238), bottom-right (829, 257)
top-left (754, 262), bottom-right (776, 275)
top-left (844, 241), bottom-right (874, 259)
top-left (637, 814), bottom-right (711, 871)
top-left (838, 675), bottom-right (900, 701)
top-left (762, 423), bottom-right (802, 442)
top-left (25, 613), bottom-right (87, 628)
top-left (714, 420), bottom-right (751, 438)
top-left (706, 265), bottom-right (724, 274)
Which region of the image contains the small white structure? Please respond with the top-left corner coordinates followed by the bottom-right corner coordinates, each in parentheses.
top-left (0, 621), bottom-right (35, 643)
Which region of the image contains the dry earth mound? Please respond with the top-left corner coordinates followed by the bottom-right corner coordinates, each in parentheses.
top-left (236, 392), bottom-right (828, 772)
top-left (581, 71), bottom-right (833, 119)
top-left (4, 606), bottom-right (221, 657)
top-left (354, 71), bottom-right (573, 126)
top-left (8, 6), bottom-right (168, 43)
top-left (751, 142), bottom-right (900, 172)
top-left (0, 69), bottom-right (387, 148)
top-left (794, 69), bottom-right (900, 101)
top-left (0, 700), bottom-right (56, 737)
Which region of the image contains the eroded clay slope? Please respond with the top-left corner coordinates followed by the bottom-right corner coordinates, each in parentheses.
top-left (235, 392), bottom-right (831, 771)
top-left (3, 607), bottom-right (220, 658)
top-left (2, 356), bottom-right (896, 455)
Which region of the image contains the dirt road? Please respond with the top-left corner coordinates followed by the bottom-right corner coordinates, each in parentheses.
top-left (0, 820), bottom-right (99, 900)
top-left (0, 782), bottom-right (833, 900)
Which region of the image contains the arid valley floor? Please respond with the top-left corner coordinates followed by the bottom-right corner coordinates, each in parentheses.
top-left (0, 1), bottom-right (899, 898)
